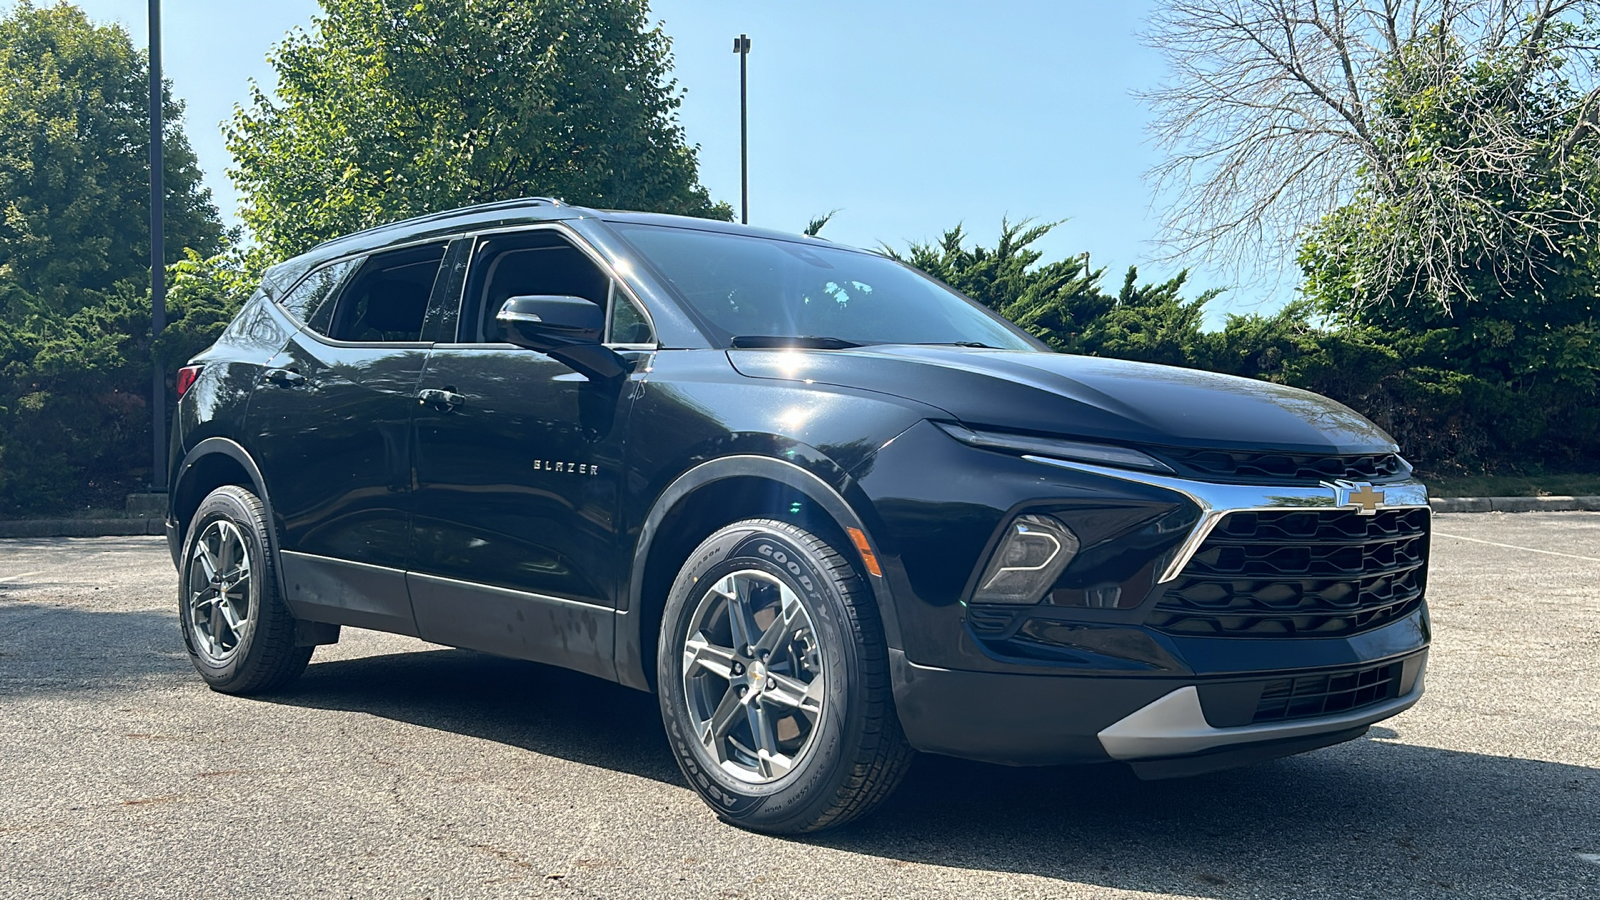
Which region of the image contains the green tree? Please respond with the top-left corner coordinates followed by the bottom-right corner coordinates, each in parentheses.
top-left (0, 1), bottom-right (227, 514)
top-left (0, 248), bottom-right (249, 515)
top-left (228, 0), bottom-right (730, 261)
top-left (1081, 267), bottom-right (1219, 368)
top-left (889, 219), bottom-right (1216, 366)
top-left (0, 0), bottom-right (223, 318)
top-left (1298, 29), bottom-right (1600, 471)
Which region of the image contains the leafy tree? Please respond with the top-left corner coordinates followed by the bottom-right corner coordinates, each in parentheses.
top-left (0, 1), bottom-right (226, 514)
top-left (0, 0), bottom-right (222, 318)
top-left (0, 284), bottom-right (152, 512)
top-left (1301, 30), bottom-right (1600, 384)
top-left (228, 0), bottom-right (730, 261)
top-left (0, 249), bottom-right (250, 515)
top-left (1297, 29), bottom-right (1600, 470)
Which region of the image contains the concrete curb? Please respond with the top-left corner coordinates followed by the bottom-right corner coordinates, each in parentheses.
top-left (0, 518), bottom-right (166, 538)
top-left (1430, 495), bottom-right (1600, 514)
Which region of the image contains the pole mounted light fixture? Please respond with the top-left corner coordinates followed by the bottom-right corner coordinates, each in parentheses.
top-left (149, 0), bottom-right (167, 493)
top-left (732, 34), bottom-right (751, 225)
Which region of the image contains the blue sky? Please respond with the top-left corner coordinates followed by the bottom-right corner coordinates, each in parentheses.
top-left (65, 0), bottom-right (1290, 323)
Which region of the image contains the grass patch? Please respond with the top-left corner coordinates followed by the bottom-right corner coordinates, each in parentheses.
top-left (1420, 473), bottom-right (1600, 498)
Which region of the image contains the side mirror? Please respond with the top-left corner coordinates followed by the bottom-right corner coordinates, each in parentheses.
top-left (497, 295), bottom-right (604, 349)
top-left (496, 295), bottom-right (626, 383)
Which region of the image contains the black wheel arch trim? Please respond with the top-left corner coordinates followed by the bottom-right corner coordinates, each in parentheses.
top-left (614, 454), bottom-right (902, 692)
top-left (169, 437), bottom-right (288, 602)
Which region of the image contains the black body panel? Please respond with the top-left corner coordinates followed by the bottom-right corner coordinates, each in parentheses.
top-left (730, 345), bottom-right (1398, 454)
top-left (409, 345), bottom-right (639, 607)
top-left (406, 572), bottom-right (614, 680)
top-left (246, 335), bottom-right (428, 569)
top-left (279, 551), bottom-right (418, 636)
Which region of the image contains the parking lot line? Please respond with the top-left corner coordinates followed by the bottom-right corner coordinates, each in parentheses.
top-left (0, 571), bottom-right (41, 583)
top-left (1432, 531), bottom-right (1600, 564)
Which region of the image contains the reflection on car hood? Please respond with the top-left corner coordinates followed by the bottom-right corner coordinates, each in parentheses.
top-left (727, 345), bottom-right (1397, 454)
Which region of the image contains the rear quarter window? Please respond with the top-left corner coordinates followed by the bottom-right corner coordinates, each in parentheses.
top-left (278, 258), bottom-right (362, 326)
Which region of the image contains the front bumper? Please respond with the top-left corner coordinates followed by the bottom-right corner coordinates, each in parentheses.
top-left (891, 646), bottom-right (1426, 771)
top-left (861, 422), bottom-right (1433, 773)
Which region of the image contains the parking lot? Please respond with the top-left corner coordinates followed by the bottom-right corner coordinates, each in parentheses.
top-left (1, 512), bottom-right (1596, 899)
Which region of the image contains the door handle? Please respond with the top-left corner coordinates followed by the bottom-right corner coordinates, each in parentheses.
top-left (263, 367), bottom-right (305, 388)
top-left (418, 388), bottom-right (465, 412)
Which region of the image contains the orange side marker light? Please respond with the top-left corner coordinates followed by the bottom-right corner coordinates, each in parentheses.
top-left (845, 527), bottom-right (883, 577)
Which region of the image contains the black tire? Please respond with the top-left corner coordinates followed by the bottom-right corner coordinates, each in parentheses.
top-left (177, 485), bottom-right (311, 694)
top-left (658, 518), bottom-right (914, 834)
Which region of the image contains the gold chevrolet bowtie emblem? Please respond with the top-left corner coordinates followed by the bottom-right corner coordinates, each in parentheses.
top-left (1336, 482), bottom-right (1386, 515)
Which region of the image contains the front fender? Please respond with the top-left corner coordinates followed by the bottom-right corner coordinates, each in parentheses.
top-left (614, 451), bottom-right (907, 693)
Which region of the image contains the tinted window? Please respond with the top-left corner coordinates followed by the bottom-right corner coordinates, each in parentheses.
top-left (463, 232), bottom-right (610, 343)
top-left (608, 286), bottom-right (654, 344)
top-left (609, 224), bottom-right (1038, 350)
top-left (278, 258), bottom-right (360, 326)
top-left (326, 244), bottom-right (448, 343)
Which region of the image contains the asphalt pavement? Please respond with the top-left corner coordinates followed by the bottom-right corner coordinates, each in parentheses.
top-left (1, 512), bottom-right (1597, 899)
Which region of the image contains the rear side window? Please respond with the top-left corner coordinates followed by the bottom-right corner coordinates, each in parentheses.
top-left (325, 243), bottom-right (449, 343)
top-left (278, 258), bottom-right (360, 325)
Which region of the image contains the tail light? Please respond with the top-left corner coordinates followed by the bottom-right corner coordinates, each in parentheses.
top-left (175, 365), bottom-right (203, 398)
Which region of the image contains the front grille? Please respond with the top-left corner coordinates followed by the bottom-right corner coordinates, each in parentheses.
top-left (1150, 508), bottom-right (1429, 637)
top-left (1253, 661), bottom-right (1402, 723)
top-left (1153, 447), bottom-right (1407, 485)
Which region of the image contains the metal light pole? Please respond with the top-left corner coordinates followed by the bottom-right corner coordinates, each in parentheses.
top-left (149, 0), bottom-right (167, 492)
top-left (732, 34), bottom-right (751, 225)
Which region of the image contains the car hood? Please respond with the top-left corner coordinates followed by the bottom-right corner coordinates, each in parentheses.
top-left (727, 345), bottom-right (1397, 454)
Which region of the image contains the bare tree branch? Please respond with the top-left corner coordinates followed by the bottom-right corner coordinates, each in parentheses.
top-left (1142, 0), bottom-right (1600, 306)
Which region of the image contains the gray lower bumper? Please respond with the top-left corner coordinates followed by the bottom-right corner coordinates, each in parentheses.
top-left (1097, 665), bottom-right (1426, 761)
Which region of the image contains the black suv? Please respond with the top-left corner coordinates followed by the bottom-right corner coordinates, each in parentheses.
top-left (167, 198), bottom-right (1430, 833)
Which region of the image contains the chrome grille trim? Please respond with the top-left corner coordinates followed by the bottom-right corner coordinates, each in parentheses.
top-left (1020, 455), bottom-right (1430, 584)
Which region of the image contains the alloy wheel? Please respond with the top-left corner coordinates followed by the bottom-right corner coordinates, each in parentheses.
top-left (681, 569), bottom-right (827, 784)
top-left (185, 519), bottom-right (254, 663)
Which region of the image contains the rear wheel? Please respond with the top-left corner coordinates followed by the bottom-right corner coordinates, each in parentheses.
top-left (658, 519), bottom-right (913, 833)
top-left (178, 485), bottom-right (311, 694)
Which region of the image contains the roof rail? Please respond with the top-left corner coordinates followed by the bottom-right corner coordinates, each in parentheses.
top-left (311, 196), bottom-right (567, 249)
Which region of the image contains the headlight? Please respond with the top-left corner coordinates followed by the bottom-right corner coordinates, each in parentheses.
top-left (934, 422), bottom-right (1173, 473)
top-left (972, 514), bottom-right (1080, 604)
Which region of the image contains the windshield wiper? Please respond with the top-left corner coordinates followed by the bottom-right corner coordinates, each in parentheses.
top-left (728, 335), bottom-right (866, 350)
top-left (906, 341), bottom-right (1000, 349)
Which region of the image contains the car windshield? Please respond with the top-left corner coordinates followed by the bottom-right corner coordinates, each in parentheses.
top-left (609, 223), bottom-right (1040, 351)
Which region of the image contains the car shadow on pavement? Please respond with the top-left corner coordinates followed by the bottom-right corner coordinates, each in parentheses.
top-left (270, 647), bottom-right (1600, 899)
top-left (278, 647), bottom-right (689, 787)
top-left (826, 742), bottom-right (1600, 897)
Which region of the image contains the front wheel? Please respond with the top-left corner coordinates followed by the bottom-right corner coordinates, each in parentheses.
top-left (178, 485), bottom-right (311, 694)
top-left (658, 519), bottom-right (913, 833)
